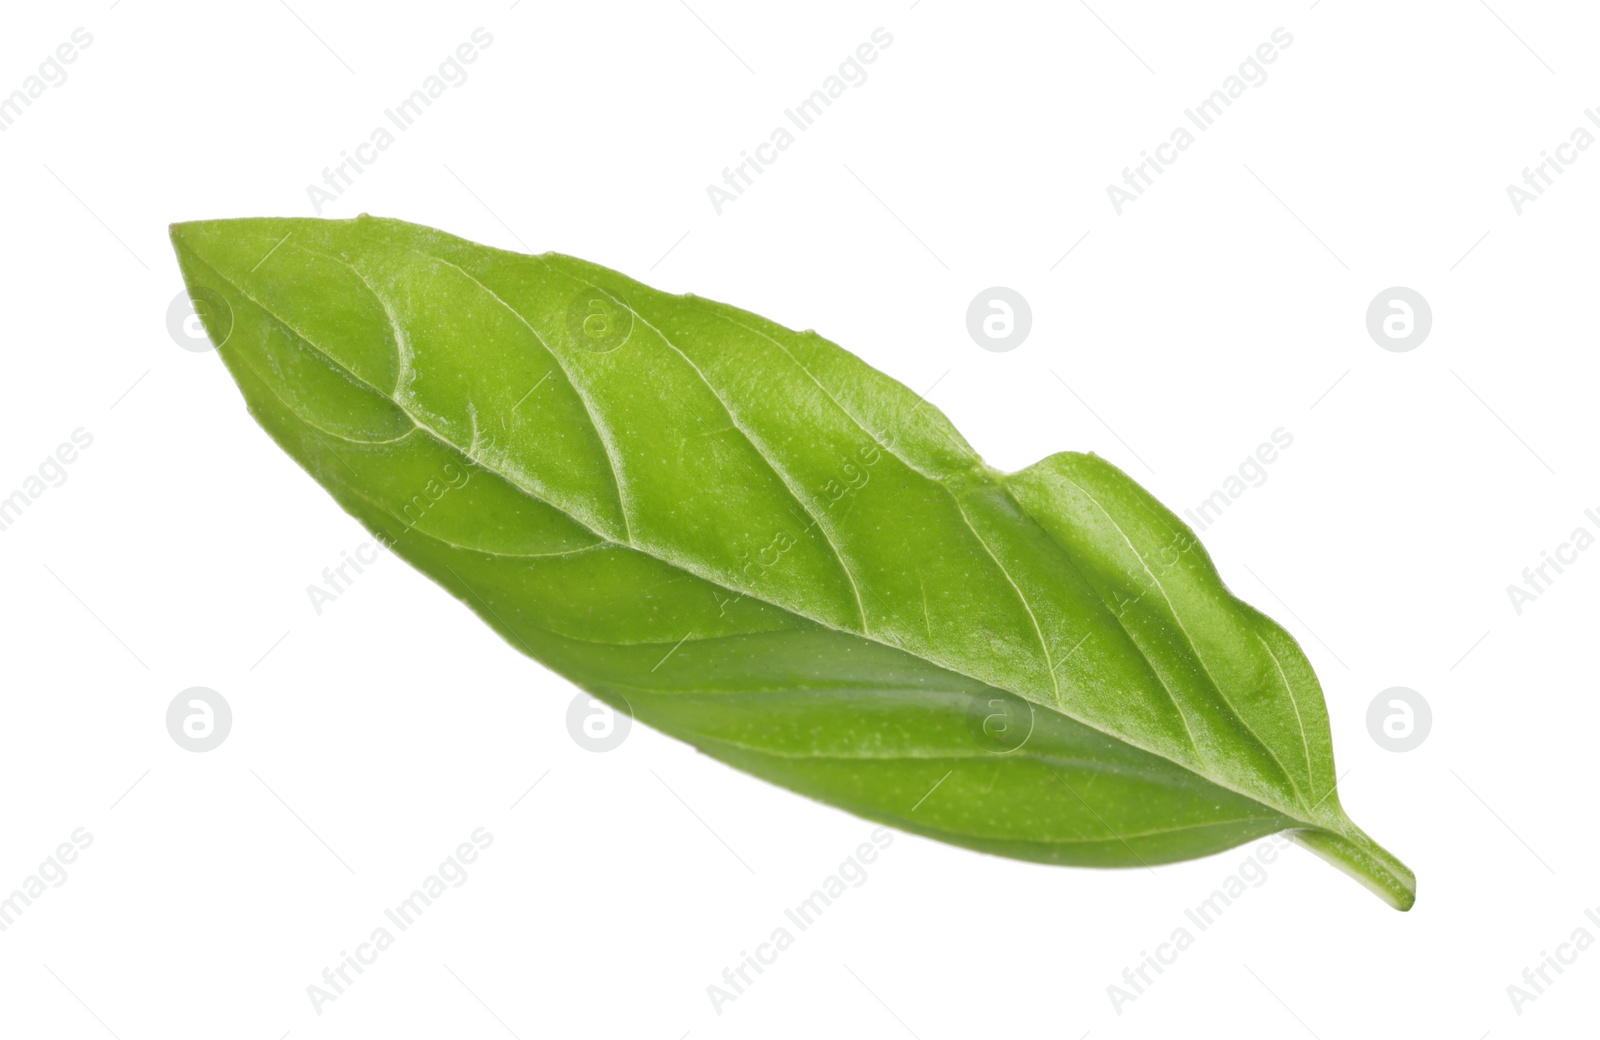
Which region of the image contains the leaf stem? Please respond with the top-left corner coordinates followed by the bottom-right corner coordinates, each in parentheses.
top-left (1289, 826), bottom-right (1416, 911)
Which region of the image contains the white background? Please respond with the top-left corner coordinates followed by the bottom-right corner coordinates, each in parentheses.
top-left (1, 1), bottom-right (1595, 1036)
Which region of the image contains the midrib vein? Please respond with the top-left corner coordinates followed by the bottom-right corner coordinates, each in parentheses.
top-left (189, 242), bottom-right (1336, 835)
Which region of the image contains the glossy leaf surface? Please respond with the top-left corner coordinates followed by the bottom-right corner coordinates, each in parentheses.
top-left (171, 215), bottom-right (1414, 909)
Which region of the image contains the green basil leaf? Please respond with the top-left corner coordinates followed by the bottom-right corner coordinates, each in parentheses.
top-left (171, 215), bottom-right (1414, 910)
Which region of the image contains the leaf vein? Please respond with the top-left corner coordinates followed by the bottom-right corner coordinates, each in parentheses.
top-left (1056, 474), bottom-right (1309, 812)
top-left (541, 264), bottom-right (872, 634)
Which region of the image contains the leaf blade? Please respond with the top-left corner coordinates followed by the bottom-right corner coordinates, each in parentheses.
top-left (172, 215), bottom-right (1414, 909)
